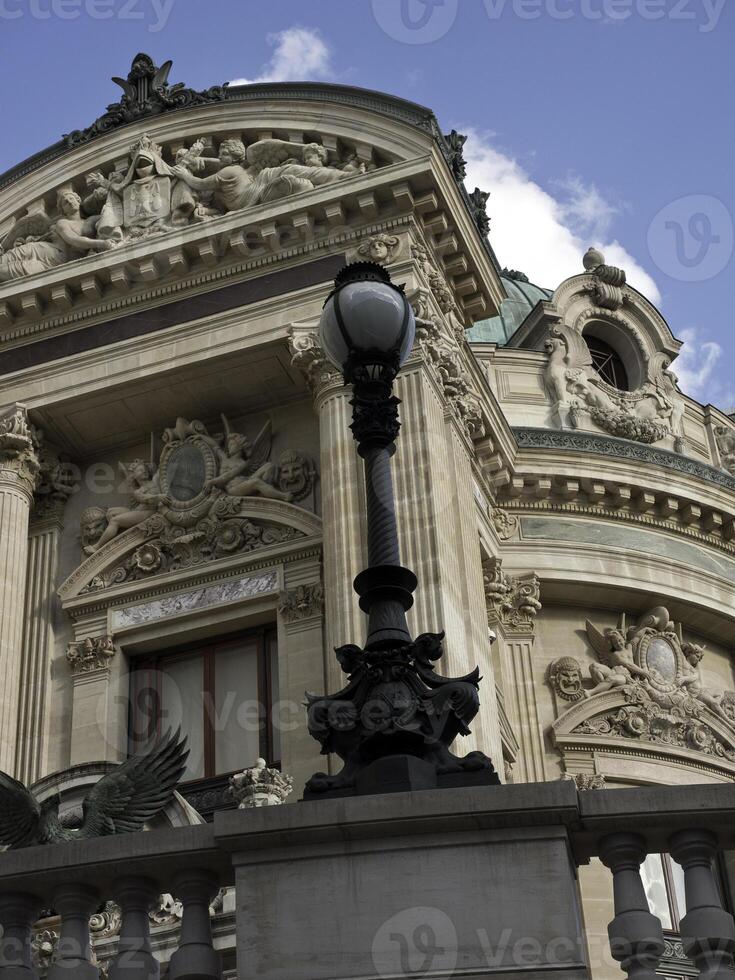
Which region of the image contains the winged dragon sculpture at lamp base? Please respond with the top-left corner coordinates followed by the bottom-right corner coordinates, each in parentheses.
top-left (0, 730), bottom-right (188, 849)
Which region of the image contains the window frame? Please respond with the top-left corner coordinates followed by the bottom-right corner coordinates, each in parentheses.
top-left (129, 625), bottom-right (280, 784)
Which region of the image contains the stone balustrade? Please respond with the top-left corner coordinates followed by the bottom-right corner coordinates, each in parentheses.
top-left (1, 782), bottom-right (735, 979)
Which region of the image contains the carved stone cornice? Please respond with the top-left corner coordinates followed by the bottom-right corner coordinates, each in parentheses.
top-left (66, 635), bottom-right (117, 674)
top-left (278, 583), bottom-right (324, 623)
top-left (0, 405), bottom-right (40, 498)
top-left (483, 557), bottom-right (542, 634)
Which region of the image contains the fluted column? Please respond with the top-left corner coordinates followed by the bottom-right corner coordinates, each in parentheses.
top-left (289, 327), bottom-right (366, 692)
top-left (0, 891), bottom-right (41, 979)
top-left (599, 833), bottom-right (664, 980)
top-left (670, 829), bottom-right (735, 980)
top-left (0, 405), bottom-right (40, 775)
top-left (391, 359), bottom-right (503, 764)
top-left (15, 511), bottom-right (63, 783)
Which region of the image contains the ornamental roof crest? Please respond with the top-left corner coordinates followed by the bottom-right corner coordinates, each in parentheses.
top-left (63, 53), bottom-right (228, 148)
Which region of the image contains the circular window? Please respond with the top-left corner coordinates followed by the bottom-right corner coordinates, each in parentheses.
top-left (584, 336), bottom-right (629, 391)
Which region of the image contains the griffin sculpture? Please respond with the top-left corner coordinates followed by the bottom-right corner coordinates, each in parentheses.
top-left (0, 730), bottom-right (188, 849)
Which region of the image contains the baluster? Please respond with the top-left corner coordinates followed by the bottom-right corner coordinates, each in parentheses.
top-left (167, 870), bottom-right (221, 980)
top-left (670, 829), bottom-right (735, 980)
top-left (47, 884), bottom-right (99, 980)
top-left (0, 891), bottom-right (41, 979)
top-left (599, 833), bottom-right (665, 980)
top-left (108, 877), bottom-right (159, 980)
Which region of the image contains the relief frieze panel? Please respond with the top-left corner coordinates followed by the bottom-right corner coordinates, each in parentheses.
top-left (549, 605), bottom-right (735, 770)
top-left (64, 414), bottom-right (318, 598)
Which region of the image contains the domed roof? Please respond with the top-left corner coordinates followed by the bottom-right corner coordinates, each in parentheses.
top-left (466, 273), bottom-right (552, 345)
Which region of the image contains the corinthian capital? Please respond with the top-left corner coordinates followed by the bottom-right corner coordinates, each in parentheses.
top-left (0, 404), bottom-right (40, 496)
top-left (288, 325), bottom-right (339, 396)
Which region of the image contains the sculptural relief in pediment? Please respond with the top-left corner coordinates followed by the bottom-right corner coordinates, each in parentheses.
top-left (548, 606), bottom-right (735, 770)
top-left (66, 415), bottom-right (318, 597)
top-left (0, 130), bottom-right (382, 284)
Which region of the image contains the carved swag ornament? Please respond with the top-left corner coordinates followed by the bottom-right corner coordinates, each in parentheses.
top-left (78, 415), bottom-right (316, 591)
top-left (549, 606), bottom-right (735, 764)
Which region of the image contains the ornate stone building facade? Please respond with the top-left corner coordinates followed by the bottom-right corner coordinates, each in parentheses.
top-left (1, 54), bottom-right (734, 979)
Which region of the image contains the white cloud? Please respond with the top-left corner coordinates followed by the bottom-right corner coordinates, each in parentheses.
top-left (671, 327), bottom-right (723, 402)
top-left (229, 28), bottom-right (332, 85)
top-left (461, 128), bottom-right (661, 304)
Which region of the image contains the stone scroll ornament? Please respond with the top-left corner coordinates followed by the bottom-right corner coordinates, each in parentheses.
top-left (0, 730), bottom-right (187, 848)
top-left (304, 632), bottom-right (499, 796)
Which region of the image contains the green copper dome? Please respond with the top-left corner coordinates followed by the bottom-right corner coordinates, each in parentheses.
top-left (467, 274), bottom-right (552, 345)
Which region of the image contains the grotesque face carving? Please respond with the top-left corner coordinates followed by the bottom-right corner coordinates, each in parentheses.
top-left (277, 451), bottom-right (314, 500)
top-left (80, 507), bottom-right (108, 555)
top-left (549, 657), bottom-right (585, 702)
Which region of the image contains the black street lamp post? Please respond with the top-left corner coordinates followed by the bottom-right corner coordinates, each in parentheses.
top-left (304, 263), bottom-right (499, 799)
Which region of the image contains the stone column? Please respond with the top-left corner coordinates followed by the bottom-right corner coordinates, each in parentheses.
top-left (670, 829), bottom-right (735, 980)
top-left (0, 891), bottom-right (42, 978)
top-left (0, 405), bottom-right (40, 775)
top-left (391, 358), bottom-right (502, 766)
top-left (599, 833), bottom-right (665, 980)
top-left (289, 327), bottom-right (366, 694)
top-left (16, 441), bottom-right (74, 782)
top-left (168, 870), bottom-right (222, 980)
top-left (48, 883), bottom-right (100, 980)
top-left (483, 556), bottom-right (546, 783)
top-left (109, 876), bottom-right (160, 980)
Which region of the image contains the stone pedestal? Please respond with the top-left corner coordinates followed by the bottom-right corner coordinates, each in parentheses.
top-left (0, 406), bottom-right (39, 774)
top-left (217, 783), bottom-right (587, 980)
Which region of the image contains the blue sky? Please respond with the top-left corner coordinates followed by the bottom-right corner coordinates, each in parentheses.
top-left (0, 0), bottom-right (732, 404)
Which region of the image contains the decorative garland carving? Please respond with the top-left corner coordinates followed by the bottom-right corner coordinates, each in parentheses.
top-left (66, 636), bottom-right (117, 674)
top-left (483, 557), bottom-right (542, 634)
top-left (278, 583), bottom-right (324, 622)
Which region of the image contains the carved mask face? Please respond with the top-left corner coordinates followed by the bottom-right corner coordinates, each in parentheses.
top-left (370, 240), bottom-right (389, 261)
top-left (558, 665), bottom-right (581, 694)
top-left (279, 455), bottom-right (307, 494)
top-left (81, 509), bottom-right (107, 542)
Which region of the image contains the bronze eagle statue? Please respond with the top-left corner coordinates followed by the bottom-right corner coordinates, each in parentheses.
top-left (0, 730), bottom-right (188, 849)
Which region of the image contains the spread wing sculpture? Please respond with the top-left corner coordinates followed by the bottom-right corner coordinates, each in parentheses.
top-left (0, 730), bottom-right (188, 849)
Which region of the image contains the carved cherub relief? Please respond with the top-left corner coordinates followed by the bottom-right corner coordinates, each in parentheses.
top-left (204, 416), bottom-right (293, 502)
top-left (88, 459), bottom-right (169, 553)
top-left (76, 415), bottom-right (318, 586)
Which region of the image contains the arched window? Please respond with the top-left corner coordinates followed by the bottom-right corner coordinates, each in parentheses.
top-left (584, 335), bottom-right (630, 391)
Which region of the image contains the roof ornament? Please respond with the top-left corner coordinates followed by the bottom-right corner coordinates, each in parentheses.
top-left (63, 53), bottom-right (228, 148)
top-left (583, 246), bottom-right (627, 311)
top-left (443, 129), bottom-right (468, 181)
top-left (468, 186), bottom-right (491, 237)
